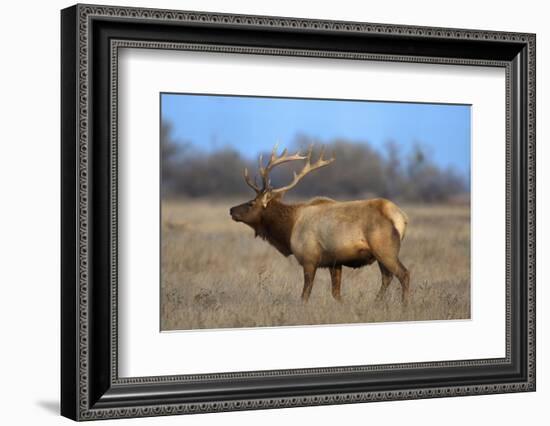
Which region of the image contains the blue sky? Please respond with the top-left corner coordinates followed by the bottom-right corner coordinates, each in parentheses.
top-left (161, 93), bottom-right (471, 176)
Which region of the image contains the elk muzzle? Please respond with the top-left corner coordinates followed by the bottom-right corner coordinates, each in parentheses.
top-left (229, 203), bottom-right (248, 222)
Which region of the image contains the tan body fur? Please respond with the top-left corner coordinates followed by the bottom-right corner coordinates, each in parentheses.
top-left (292, 198), bottom-right (407, 267)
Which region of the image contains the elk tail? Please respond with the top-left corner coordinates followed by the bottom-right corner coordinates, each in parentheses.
top-left (382, 202), bottom-right (408, 241)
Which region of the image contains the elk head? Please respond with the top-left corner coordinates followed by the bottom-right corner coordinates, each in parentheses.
top-left (229, 144), bottom-right (334, 226)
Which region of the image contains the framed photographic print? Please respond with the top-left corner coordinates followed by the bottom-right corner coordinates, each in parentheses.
top-left (61, 4), bottom-right (536, 421)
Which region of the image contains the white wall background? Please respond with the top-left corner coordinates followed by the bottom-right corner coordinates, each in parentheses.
top-left (0, 0), bottom-right (546, 424)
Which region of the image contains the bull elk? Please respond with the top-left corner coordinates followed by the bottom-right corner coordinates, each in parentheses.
top-left (229, 145), bottom-right (410, 304)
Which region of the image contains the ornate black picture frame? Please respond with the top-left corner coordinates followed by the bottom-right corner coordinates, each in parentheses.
top-left (61, 3), bottom-right (536, 421)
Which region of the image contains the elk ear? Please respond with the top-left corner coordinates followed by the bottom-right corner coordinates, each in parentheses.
top-left (260, 192), bottom-right (272, 208)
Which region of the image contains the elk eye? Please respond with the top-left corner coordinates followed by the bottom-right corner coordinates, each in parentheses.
top-left (247, 202), bottom-right (254, 207)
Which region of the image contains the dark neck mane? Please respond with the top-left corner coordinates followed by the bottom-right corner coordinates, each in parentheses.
top-left (255, 199), bottom-right (298, 257)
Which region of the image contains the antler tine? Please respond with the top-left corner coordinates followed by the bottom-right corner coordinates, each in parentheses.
top-left (258, 153), bottom-right (264, 170)
top-left (265, 144), bottom-right (306, 170)
top-left (271, 145), bottom-right (335, 195)
top-left (271, 142), bottom-right (280, 160)
top-left (257, 144), bottom-right (307, 189)
top-left (305, 144), bottom-right (314, 160)
top-left (242, 142), bottom-right (337, 195)
top-left (243, 167), bottom-right (262, 194)
top-left (318, 145), bottom-right (325, 161)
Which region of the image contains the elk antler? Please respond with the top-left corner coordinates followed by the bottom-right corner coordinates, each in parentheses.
top-left (243, 167), bottom-right (262, 194)
top-left (258, 143), bottom-right (307, 190)
top-left (271, 145), bottom-right (335, 195)
top-left (243, 143), bottom-right (307, 193)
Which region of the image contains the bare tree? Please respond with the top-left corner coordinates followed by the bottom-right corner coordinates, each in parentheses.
top-left (160, 120), bottom-right (468, 203)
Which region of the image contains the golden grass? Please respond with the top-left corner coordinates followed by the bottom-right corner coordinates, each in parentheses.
top-left (161, 198), bottom-right (470, 330)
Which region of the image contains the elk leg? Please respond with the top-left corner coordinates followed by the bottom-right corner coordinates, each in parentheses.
top-left (380, 258), bottom-right (409, 305)
top-left (399, 263), bottom-right (410, 305)
top-left (375, 261), bottom-right (393, 302)
top-left (301, 264), bottom-right (317, 302)
top-left (329, 265), bottom-right (342, 301)
top-left (370, 228), bottom-right (410, 305)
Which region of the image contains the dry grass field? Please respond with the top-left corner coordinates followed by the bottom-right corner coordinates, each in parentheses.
top-left (161, 198), bottom-right (470, 331)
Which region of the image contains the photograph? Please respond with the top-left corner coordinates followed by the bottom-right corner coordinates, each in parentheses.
top-left (160, 93), bottom-right (472, 331)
